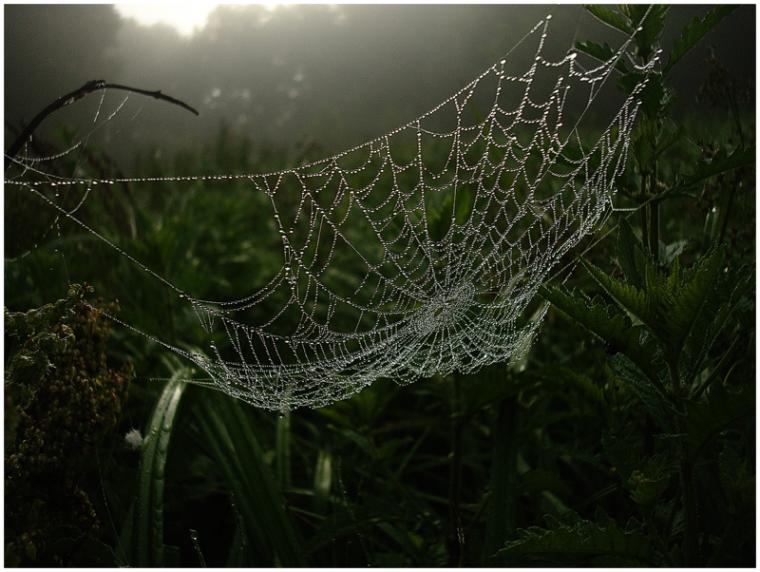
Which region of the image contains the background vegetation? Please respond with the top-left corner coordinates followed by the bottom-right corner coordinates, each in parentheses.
top-left (5, 5), bottom-right (755, 567)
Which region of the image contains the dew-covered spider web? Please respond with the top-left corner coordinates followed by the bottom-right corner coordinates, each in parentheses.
top-left (7, 16), bottom-right (658, 410)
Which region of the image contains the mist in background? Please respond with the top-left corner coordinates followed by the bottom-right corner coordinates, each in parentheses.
top-left (4, 4), bottom-right (755, 169)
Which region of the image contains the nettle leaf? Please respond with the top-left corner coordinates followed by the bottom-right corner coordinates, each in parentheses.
top-left (539, 285), bottom-right (659, 381)
top-left (616, 218), bottom-right (645, 287)
top-left (639, 75), bottom-right (669, 118)
top-left (622, 4), bottom-right (669, 61)
top-left (632, 119), bottom-right (658, 172)
top-left (583, 250), bottom-right (726, 366)
top-left (654, 118), bottom-right (684, 159)
top-left (584, 5), bottom-right (632, 35)
top-left (665, 6), bottom-right (737, 74)
top-left (581, 260), bottom-right (654, 333)
top-left (674, 146), bottom-right (755, 193)
top-left (719, 444), bottom-right (755, 510)
top-left (575, 41), bottom-right (629, 74)
top-left (627, 454), bottom-right (675, 508)
top-left (662, 248), bottom-right (725, 360)
top-left (602, 429), bottom-right (643, 483)
top-left (608, 354), bottom-right (676, 429)
top-left (687, 380), bottom-right (754, 456)
top-left (498, 518), bottom-right (654, 566)
top-left (682, 264), bottom-right (753, 386)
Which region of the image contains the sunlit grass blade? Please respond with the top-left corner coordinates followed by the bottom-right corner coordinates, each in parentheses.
top-left (312, 449), bottom-right (333, 514)
top-left (132, 368), bottom-right (188, 566)
top-left (194, 392), bottom-right (305, 566)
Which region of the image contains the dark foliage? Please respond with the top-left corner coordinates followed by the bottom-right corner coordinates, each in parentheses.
top-left (5, 285), bottom-right (132, 566)
top-left (4, 5), bottom-right (755, 567)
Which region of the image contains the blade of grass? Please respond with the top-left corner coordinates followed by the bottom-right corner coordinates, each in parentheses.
top-left (194, 392), bottom-right (305, 566)
top-left (132, 369), bottom-right (187, 566)
top-left (275, 411), bottom-right (292, 488)
top-left (312, 449), bottom-right (333, 515)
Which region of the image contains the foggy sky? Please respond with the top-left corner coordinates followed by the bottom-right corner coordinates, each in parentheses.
top-left (4, 4), bottom-right (756, 169)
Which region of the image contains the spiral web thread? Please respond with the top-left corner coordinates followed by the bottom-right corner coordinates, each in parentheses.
top-left (8, 16), bottom-right (657, 410)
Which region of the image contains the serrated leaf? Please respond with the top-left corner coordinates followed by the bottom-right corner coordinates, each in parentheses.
top-left (539, 285), bottom-right (659, 382)
top-left (575, 41), bottom-right (629, 73)
top-left (584, 5), bottom-right (632, 35)
top-left (616, 218), bottom-right (644, 287)
top-left (665, 6), bottom-right (736, 74)
top-left (584, 249), bottom-right (727, 367)
top-left (608, 354), bottom-right (677, 429)
top-left (683, 265), bottom-right (752, 386)
top-left (687, 381), bottom-right (754, 456)
top-left (628, 455), bottom-right (674, 507)
top-left (498, 518), bottom-right (654, 565)
top-left (675, 146), bottom-right (755, 193)
top-left (622, 5), bottom-right (669, 60)
top-left (663, 248), bottom-right (725, 360)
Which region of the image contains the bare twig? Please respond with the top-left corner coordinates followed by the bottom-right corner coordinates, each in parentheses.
top-left (6, 80), bottom-right (199, 164)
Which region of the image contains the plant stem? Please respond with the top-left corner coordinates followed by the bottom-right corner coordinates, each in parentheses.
top-left (482, 395), bottom-right (519, 565)
top-left (718, 180), bottom-right (739, 244)
top-left (668, 358), bottom-right (698, 565)
top-left (447, 373), bottom-right (465, 566)
top-left (648, 198), bottom-right (660, 262)
top-left (639, 198), bottom-right (649, 256)
top-left (275, 411), bottom-right (291, 488)
top-left (679, 452), bottom-right (698, 565)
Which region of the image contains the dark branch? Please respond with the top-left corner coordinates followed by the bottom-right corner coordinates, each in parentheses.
top-left (6, 80), bottom-right (199, 164)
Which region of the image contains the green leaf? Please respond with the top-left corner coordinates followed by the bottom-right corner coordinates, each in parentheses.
top-left (622, 5), bottom-right (669, 61)
top-left (483, 397), bottom-right (519, 564)
top-left (583, 249), bottom-right (726, 366)
top-left (275, 411), bottom-right (291, 488)
top-left (518, 468), bottom-right (573, 499)
top-left (584, 5), bottom-right (632, 35)
top-left (608, 354), bottom-right (676, 429)
top-left (665, 6), bottom-right (737, 74)
top-left (194, 392), bottom-right (305, 566)
top-left (575, 41), bottom-right (629, 73)
top-left (627, 455), bottom-right (674, 508)
top-left (616, 218), bottom-right (644, 288)
top-left (226, 521), bottom-right (251, 567)
top-left (497, 518), bottom-right (654, 565)
top-left (454, 186), bottom-right (475, 225)
top-left (687, 381), bottom-right (754, 456)
top-left (312, 449), bottom-right (333, 514)
top-left (660, 248), bottom-right (725, 360)
top-left (684, 265), bottom-right (752, 388)
top-left (539, 285), bottom-right (659, 382)
top-left (669, 146), bottom-right (755, 196)
top-left (132, 369), bottom-right (188, 567)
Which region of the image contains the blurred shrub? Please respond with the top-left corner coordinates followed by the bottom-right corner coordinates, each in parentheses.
top-left (4, 284), bottom-right (132, 566)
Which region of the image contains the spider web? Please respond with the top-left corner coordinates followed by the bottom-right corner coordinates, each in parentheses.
top-left (7, 16), bottom-right (657, 410)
